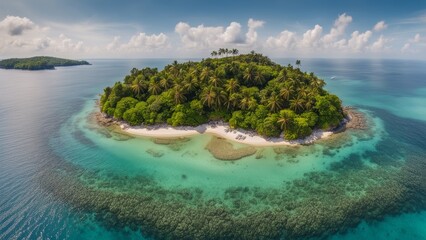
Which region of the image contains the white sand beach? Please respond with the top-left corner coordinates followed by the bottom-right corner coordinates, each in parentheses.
top-left (121, 122), bottom-right (334, 147)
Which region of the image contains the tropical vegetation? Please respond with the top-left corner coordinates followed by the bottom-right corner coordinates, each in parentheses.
top-left (100, 50), bottom-right (344, 140)
top-left (0, 56), bottom-right (90, 70)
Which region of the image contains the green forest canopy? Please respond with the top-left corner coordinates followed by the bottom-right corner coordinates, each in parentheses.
top-left (0, 56), bottom-right (90, 70)
top-left (100, 50), bottom-right (344, 140)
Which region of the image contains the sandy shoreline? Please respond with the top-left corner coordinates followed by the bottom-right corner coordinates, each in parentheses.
top-left (120, 122), bottom-right (334, 147)
top-left (95, 107), bottom-right (364, 147)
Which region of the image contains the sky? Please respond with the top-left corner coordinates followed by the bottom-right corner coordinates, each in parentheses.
top-left (0, 0), bottom-right (425, 59)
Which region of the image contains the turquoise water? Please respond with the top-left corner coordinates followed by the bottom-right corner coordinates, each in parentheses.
top-left (0, 58), bottom-right (425, 239)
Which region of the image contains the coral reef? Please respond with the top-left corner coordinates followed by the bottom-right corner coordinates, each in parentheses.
top-left (40, 146), bottom-right (426, 240)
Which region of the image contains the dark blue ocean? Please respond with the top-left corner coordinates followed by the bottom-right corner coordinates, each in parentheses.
top-left (0, 58), bottom-right (425, 239)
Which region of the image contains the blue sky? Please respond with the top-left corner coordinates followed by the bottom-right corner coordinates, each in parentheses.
top-left (0, 0), bottom-right (425, 58)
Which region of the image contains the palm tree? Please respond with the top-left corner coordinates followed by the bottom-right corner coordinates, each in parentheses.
top-left (224, 78), bottom-right (239, 93)
top-left (226, 93), bottom-right (240, 110)
top-left (248, 98), bottom-right (258, 111)
top-left (130, 67), bottom-right (139, 76)
top-left (259, 89), bottom-right (270, 104)
top-left (240, 95), bottom-right (251, 110)
top-left (131, 79), bottom-right (146, 96)
top-left (218, 48), bottom-right (225, 56)
top-left (286, 77), bottom-right (298, 88)
top-left (169, 61), bottom-right (180, 78)
top-left (277, 112), bottom-right (292, 130)
top-left (172, 85), bottom-right (186, 104)
top-left (211, 51), bottom-right (218, 57)
top-left (183, 77), bottom-right (197, 93)
top-left (277, 69), bottom-right (287, 82)
top-left (232, 49), bottom-right (239, 56)
top-left (208, 75), bottom-right (222, 87)
top-left (295, 59), bottom-right (301, 69)
top-left (189, 67), bottom-right (199, 79)
top-left (148, 80), bottom-right (161, 95)
top-left (311, 78), bottom-right (325, 90)
top-left (240, 88), bottom-right (256, 110)
top-left (304, 98), bottom-right (314, 111)
top-left (229, 62), bottom-right (240, 75)
top-left (225, 48), bottom-right (230, 57)
top-left (266, 93), bottom-right (283, 112)
top-left (201, 86), bottom-right (217, 108)
top-left (200, 67), bottom-right (211, 82)
top-left (214, 89), bottom-right (228, 108)
top-left (279, 87), bottom-right (292, 101)
top-left (290, 96), bottom-right (305, 113)
top-left (305, 87), bottom-right (316, 98)
top-left (243, 65), bottom-right (256, 84)
top-left (159, 77), bottom-right (172, 89)
top-left (298, 87), bottom-right (308, 98)
top-left (254, 71), bottom-right (265, 86)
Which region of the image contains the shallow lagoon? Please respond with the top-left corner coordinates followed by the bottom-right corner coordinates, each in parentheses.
top-left (59, 101), bottom-right (387, 195)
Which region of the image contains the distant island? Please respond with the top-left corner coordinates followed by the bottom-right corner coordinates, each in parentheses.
top-left (0, 56), bottom-right (90, 70)
top-left (99, 49), bottom-right (345, 141)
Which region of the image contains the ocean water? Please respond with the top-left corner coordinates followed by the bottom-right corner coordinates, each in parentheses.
top-left (0, 58), bottom-right (425, 239)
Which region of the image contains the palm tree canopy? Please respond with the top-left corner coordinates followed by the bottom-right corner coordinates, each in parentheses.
top-left (101, 51), bottom-right (344, 140)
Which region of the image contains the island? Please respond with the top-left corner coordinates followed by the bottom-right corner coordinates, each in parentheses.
top-left (99, 50), bottom-right (347, 148)
top-left (0, 56), bottom-right (90, 70)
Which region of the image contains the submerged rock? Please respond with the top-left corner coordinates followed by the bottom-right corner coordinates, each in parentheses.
top-left (255, 149), bottom-right (265, 159)
top-left (205, 136), bottom-right (257, 160)
top-left (152, 137), bottom-right (190, 151)
top-left (152, 137), bottom-right (190, 145)
top-left (146, 148), bottom-right (164, 158)
top-left (94, 112), bottom-right (115, 127)
top-left (89, 111), bottom-right (134, 141)
top-left (344, 107), bottom-right (368, 130)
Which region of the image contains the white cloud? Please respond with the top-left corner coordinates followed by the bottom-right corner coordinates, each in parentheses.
top-left (54, 34), bottom-right (84, 52)
top-left (401, 34), bottom-right (422, 52)
top-left (373, 21), bottom-right (387, 31)
top-left (106, 36), bottom-right (121, 51)
top-left (175, 22), bottom-right (224, 48)
top-left (264, 14), bottom-right (397, 56)
top-left (412, 33), bottom-right (421, 43)
top-left (348, 30), bottom-right (372, 51)
top-left (222, 22), bottom-right (243, 43)
top-left (0, 16), bottom-right (90, 56)
top-left (301, 24), bottom-right (323, 48)
top-left (401, 43), bottom-right (411, 52)
top-left (398, 14), bottom-right (426, 25)
top-left (266, 14), bottom-right (354, 52)
top-left (33, 37), bottom-right (52, 50)
top-left (266, 24), bottom-right (329, 51)
top-left (322, 13), bottom-right (352, 47)
top-left (246, 18), bottom-right (264, 45)
top-left (0, 14), bottom-right (423, 59)
top-left (9, 39), bottom-right (27, 48)
top-left (370, 35), bottom-right (388, 51)
top-left (175, 19), bottom-right (264, 48)
top-left (122, 32), bottom-right (168, 50)
top-left (266, 30), bottom-right (297, 49)
top-left (0, 16), bottom-right (35, 36)
top-left (336, 39), bottom-right (349, 50)
top-left (0, 15), bottom-right (171, 57)
top-left (105, 33), bottom-right (169, 54)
